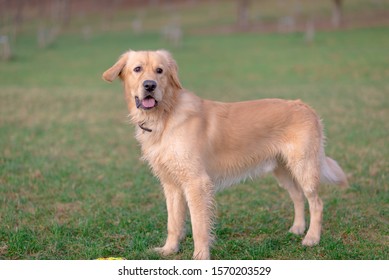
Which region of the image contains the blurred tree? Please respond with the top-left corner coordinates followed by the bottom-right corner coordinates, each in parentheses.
top-left (0, 0), bottom-right (25, 59)
top-left (101, 0), bottom-right (121, 31)
top-left (37, 0), bottom-right (64, 48)
top-left (332, 0), bottom-right (343, 28)
top-left (12, 0), bottom-right (25, 40)
top-left (61, 0), bottom-right (72, 27)
top-left (305, 17), bottom-right (315, 44)
top-left (0, 0), bottom-right (25, 42)
top-left (0, 35), bottom-right (12, 60)
top-left (237, 0), bottom-right (250, 30)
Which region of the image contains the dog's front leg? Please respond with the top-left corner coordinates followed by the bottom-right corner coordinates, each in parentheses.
top-left (185, 177), bottom-right (215, 260)
top-left (154, 183), bottom-right (187, 256)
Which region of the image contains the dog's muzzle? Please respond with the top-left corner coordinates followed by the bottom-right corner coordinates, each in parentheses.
top-left (135, 95), bottom-right (158, 110)
top-left (135, 80), bottom-right (158, 110)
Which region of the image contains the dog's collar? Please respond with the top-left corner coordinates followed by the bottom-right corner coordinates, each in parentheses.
top-left (138, 122), bottom-right (152, 133)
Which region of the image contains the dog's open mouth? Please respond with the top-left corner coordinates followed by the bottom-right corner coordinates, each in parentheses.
top-left (135, 96), bottom-right (158, 110)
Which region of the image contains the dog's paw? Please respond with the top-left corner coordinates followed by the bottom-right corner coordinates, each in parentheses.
top-left (302, 234), bottom-right (320, 246)
top-left (289, 224), bottom-right (305, 235)
top-left (153, 246), bottom-right (178, 256)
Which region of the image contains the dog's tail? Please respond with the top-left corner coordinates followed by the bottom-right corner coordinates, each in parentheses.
top-left (320, 156), bottom-right (348, 188)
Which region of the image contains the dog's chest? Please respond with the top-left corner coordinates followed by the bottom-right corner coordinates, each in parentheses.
top-left (139, 133), bottom-right (196, 183)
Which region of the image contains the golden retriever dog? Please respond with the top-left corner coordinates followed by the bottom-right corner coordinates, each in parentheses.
top-left (102, 50), bottom-right (348, 260)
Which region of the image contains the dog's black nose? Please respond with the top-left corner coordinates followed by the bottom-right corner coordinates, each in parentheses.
top-left (143, 80), bottom-right (157, 92)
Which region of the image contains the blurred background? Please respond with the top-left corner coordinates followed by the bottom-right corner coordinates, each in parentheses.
top-left (0, 1), bottom-right (388, 260)
top-left (1, 0), bottom-right (389, 59)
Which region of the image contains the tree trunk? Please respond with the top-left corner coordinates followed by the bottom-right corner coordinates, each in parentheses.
top-left (237, 0), bottom-right (250, 30)
top-left (332, 0), bottom-right (343, 28)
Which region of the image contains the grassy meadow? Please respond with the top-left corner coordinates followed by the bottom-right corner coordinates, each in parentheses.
top-left (0, 23), bottom-right (388, 259)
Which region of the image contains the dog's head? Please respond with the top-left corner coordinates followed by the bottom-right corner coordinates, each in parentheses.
top-left (103, 50), bottom-right (182, 112)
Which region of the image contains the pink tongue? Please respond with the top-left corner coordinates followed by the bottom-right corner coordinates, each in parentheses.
top-left (142, 97), bottom-right (156, 108)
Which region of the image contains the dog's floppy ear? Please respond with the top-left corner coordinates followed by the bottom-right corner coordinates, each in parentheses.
top-left (102, 52), bottom-right (130, 82)
top-left (157, 50), bottom-right (182, 90)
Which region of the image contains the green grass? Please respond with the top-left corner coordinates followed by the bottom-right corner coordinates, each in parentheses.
top-left (0, 26), bottom-right (388, 260)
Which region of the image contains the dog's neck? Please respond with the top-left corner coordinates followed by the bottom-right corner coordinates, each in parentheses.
top-left (132, 111), bottom-right (163, 136)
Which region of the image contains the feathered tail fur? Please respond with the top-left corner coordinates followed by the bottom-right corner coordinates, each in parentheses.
top-left (321, 156), bottom-right (348, 187)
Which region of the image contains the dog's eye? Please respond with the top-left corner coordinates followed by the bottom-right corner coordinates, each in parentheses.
top-left (134, 66), bottom-right (142, 73)
top-left (156, 68), bottom-right (163, 74)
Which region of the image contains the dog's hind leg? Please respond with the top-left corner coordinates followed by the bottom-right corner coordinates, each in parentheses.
top-left (289, 159), bottom-right (323, 246)
top-left (301, 188), bottom-right (323, 246)
top-left (274, 166), bottom-right (306, 235)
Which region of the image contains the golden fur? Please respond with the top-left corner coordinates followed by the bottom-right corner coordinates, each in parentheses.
top-left (102, 50), bottom-right (348, 260)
